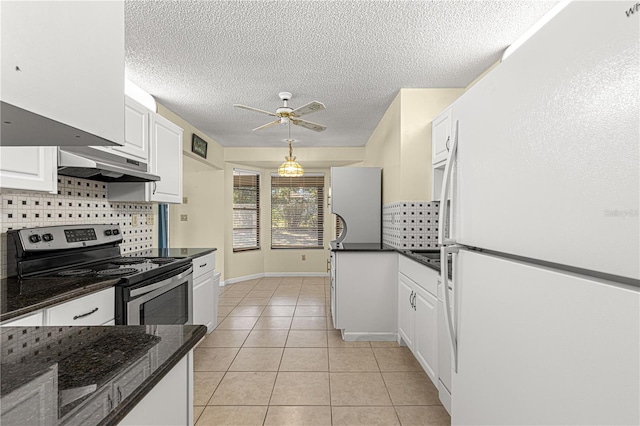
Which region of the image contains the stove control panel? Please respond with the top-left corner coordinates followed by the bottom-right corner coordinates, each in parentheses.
top-left (13, 224), bottom-right (123, 252)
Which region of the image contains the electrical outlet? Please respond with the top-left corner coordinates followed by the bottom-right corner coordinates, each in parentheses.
top-left (183, 197), bottom-right (188, 204)
top-left (301, 254), bottom-right (306, 261)
top-left (180, 214), bottom-right (188, 222)
top-left (132, 214), bottom-right (138, 227)
top-left (146, 214), bottom-right (154, 226)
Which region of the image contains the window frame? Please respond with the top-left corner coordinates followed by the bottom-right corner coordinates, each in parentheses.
top-left (270, 173), bottom-right (325, 250)
top-left (233, 168), bottom-right (260, 252)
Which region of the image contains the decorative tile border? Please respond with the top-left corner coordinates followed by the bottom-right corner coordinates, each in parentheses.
top-left (383, 201), bottom-right (440, 249)
top-left (1, 176), bottom-right (157, 277)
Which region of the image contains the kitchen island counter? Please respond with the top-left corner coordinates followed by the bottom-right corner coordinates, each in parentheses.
top-left (0, 324), bottom-right (206, 425)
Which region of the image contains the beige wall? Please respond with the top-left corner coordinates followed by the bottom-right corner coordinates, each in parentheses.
top-left (364, 88), bottom-right (463, 203)
top-left (363, 93), bottom-right (401, 203)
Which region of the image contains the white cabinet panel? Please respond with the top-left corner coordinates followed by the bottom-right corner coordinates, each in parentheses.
top-left (332, 251), bottom-right (397, 341)
top-left (0, 365), bottom-right (57, 426)
top-left (413, 285), bottom-right (438, 382)
top-left (108, 113), bottom-right (183, 204)
top-left (0, 310), bottom-right (44, 327)
top-left (432, 108), bottom-right (451, 166)
top-left (398, 254), bottom-right (440, 384)
top-left (119, 352), bottom-right (191, 426)
top-left (93, 96), bottom-right (150, 162)
top-left (46, 288), bottom-right (115, 326)
top-left (0, 1), bottom-right (124, 146)
top-left (149, 114), bottom-right (183, 203)
top-left (397, 274), bottom-right (415, 348)
top-left (0, 147), bottom-right (57, 193)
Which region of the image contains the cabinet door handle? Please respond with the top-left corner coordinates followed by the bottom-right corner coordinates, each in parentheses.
top-left (445, 136), bottom-right (451, 152)
top-left (73, 307), bottom-right (98, 320)
top-left (153, 181), bottom-right (157, 195)
top-left (107, 393), bottom-right (113, 410)
top-left (409, 291), bottom-right (414, 308)
top-left (200, 263), bottom-right (207, 268)
top-left (117, 386), bottom-right (123, 403)
top-left (413, 293), bottom-right (417, 311)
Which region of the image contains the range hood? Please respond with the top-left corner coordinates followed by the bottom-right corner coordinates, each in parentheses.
top-left (58, 146), bottom-right (160, 183)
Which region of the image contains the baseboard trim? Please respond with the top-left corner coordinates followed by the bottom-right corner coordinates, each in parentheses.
top-left (223, 272), bottom-right (329, 286)
top-left (264, 272), bottom-right (329, 278)
top-left (341, 331), bottom-right (398, 342)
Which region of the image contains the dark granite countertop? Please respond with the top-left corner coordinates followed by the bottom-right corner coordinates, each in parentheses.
top-left (329, 242), bottom-right (396, 252)
top-left (0, 277), bottom-right (119, 323)
top-left (126, 247), bottom-right (216, 260)
top-left (0, 324), bottom-right (206, 426)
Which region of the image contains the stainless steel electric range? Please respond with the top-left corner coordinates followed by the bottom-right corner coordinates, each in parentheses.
top-left (6, 224), bottom-right (193, 325)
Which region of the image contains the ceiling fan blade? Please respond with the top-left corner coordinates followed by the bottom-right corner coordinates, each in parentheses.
top-left (291, 118), bottom-right (326, 132)
top-left (234, 104), bottom-right (278, 117)
top-left (252, 119), bottom-right (281, 131)
top-left (290, 101), bottom-right (325, 117)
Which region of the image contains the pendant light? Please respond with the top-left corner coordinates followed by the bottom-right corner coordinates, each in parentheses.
top-left (277, 122), bottom-right (304, 177)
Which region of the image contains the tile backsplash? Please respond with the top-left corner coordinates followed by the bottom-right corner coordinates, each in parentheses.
top-left (1, 176), bottom-right (157, 278)
top-left (383, 201), bottom-right (441, 249)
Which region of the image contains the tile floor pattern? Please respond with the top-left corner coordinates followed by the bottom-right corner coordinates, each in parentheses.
top-left (193, 276), bottom-right (451, 426)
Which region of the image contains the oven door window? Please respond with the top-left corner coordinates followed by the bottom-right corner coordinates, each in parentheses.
top-left (139, 281), bottom-right (189, 325)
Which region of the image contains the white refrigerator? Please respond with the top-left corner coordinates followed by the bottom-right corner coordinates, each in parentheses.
top-left (439, 1), bottom-right (639, 424)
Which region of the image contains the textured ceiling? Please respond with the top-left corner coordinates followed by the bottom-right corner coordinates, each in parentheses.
top-left (125, 1), bottom-right (557, 148)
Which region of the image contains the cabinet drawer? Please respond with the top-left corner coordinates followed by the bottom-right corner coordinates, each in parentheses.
top-left (192, 253), bottom-right (215, 279)
top-left (399, 255), bottom-right (438, 296)
top-left (47, 288), bottom-right (114, 325)
top-left (1, 310), bottom-right (44, 326)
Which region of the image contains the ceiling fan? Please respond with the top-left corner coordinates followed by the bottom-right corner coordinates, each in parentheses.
top-left (234, 92), bottom-right (326, 132)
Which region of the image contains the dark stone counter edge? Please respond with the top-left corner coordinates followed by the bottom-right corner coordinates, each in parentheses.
top-left (0, 280), bottom-right (119, 323)
top-left (329, 243), bottom-right (443, 275)
top-left (100, 325), bottom-right (207, 426)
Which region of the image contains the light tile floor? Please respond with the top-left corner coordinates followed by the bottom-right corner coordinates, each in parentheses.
top-left (193, 276), bottom-right (451, 426)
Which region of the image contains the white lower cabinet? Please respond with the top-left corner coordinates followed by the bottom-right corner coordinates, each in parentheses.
top-left (0, 146), bottom-right (57, 193)
top-left (119, 351), bottom-right (192, 426)
top-left (0, 364), bottom-right (58, 426)
top-left (46, 288), bottom-right (115, 326)
top-left (192, 253), bottom-right (218, 333)
top-left (0, 310), bottom-right (45, 327)
top-left (0, 288), bottom-right (115, 327)
top-left (398, 255), bottom-right (439, 384)
top-left (330, 251), bottom-right (398, 341)
top-left (61, 353), bottom-right (152, 426)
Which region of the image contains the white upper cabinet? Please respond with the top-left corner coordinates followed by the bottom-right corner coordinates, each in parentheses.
top-left (93, 96), bottom-right (150, 163)
top-left (0, 1), bottom-right (124, 146)
top-left (149, 114), bottom-right (183, 203)
top-left (0, 147), bottom-right (57, 193)
top-left (109, 113), bottom-right (183, 204)
top-left (432, 108), bottom-right (451, 166)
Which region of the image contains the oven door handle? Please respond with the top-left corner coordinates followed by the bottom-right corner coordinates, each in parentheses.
top-left (129, 267), bottom-right (193, 298)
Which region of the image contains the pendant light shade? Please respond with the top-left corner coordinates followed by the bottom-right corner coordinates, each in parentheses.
top-left (278, 140), bottom-right (304, 177)
top-left (277, 122), bottom-right (304, 177)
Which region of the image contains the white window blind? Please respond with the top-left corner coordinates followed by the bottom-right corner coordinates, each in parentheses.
top-left (233, 169), bottom-right (260, 251)
top-left (271, 173), bottom-right (324, 249)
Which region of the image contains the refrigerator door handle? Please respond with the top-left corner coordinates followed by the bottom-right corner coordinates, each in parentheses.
top-left (441, 244), bottom-right (460, 373)
top-left (438, 120), bottom-right (459, 245)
